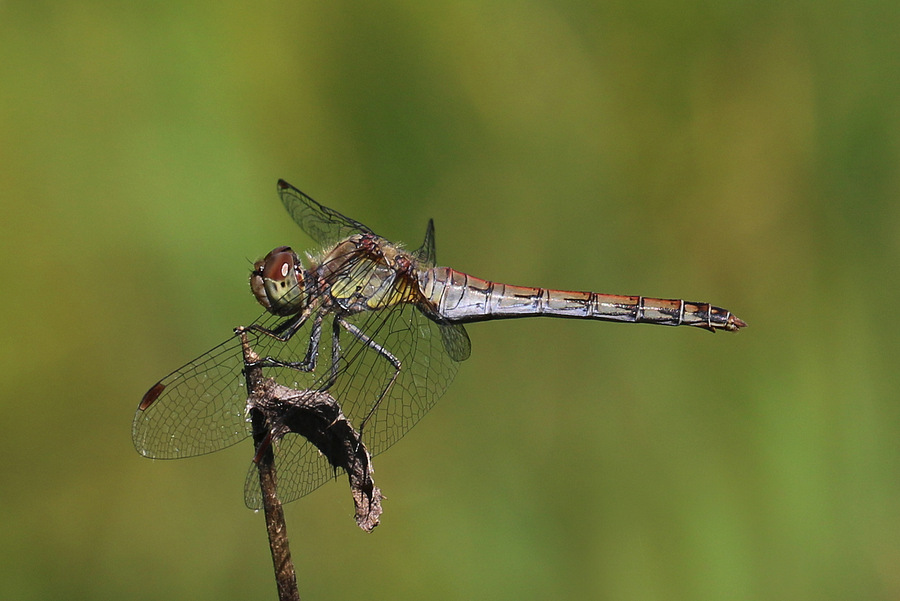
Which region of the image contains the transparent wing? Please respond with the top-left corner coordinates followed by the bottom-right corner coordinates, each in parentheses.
top-left (339, 303), bottom-right (464, 456)
top-left (277, 179), bottom-right (375, 248)
top-left (134, 297), bottom-right (468, 507)
top-left (439, 319), bottom-right (472, 362)
top-left (243, 431), bottom-right (340, 510)
top-left (242, 301), bottom-right (467, 508)
top-left (409, 218), bottom-right (472, 362)
top-left (412, 218), bottom-right (436, 266)
top-left (136, 194), bottom-right (471, 507)
top-left (132, 336), bottom-right (248, 458)
top-left (132, 309), bottom-right (304, 459)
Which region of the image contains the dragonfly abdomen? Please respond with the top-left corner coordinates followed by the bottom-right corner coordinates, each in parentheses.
top-left (422, 267), bottom-right (746, 332)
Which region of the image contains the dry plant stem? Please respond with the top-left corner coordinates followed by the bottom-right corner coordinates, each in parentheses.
top-left (252, 407), bottom-right (300, 601)
top-left (241, 329), bottom-right (299, 601)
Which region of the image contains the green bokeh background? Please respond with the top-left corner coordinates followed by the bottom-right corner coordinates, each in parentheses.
top-left (3, 2), bottom-right (899, 599)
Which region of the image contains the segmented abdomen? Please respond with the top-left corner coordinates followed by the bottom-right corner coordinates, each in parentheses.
top-left (419, 267), bottom-right (746, 332)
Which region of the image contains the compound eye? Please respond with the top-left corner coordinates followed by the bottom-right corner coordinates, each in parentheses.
top-left (250, 247), bottom-right (304, 315)
top-left (263, 247), bottom-right (295, 282)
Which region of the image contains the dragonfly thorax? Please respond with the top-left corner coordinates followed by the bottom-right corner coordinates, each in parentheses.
top-left (250, 246), bottom-right (307, 316)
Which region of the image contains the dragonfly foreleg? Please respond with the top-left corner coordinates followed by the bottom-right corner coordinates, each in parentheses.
top-left (243, 308), bottom-right (312, 343)
top-left (336, 316), bottom-right (401, 436)
top-left (239, 311), bottom-right (324, 373)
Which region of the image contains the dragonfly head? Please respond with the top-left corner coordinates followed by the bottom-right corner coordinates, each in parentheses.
top-left (250, 246), bottom-right (306, 315)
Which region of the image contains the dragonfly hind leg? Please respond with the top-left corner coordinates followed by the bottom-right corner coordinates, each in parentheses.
top-left (337, 316), bottom-right (402, 436)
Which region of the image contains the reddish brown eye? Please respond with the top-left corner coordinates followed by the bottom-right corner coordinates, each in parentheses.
top-left (263, 249), bottom-right (295, 281)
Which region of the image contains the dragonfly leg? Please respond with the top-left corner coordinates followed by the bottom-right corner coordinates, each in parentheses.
top-left (315, 317), bottom-right (342, 393)
top-left (336, 316), bottom-right (402, 436)
top-left (243, 308), bottom-right (312, 343)
top-left (238, 311), bottom-right (324, 373)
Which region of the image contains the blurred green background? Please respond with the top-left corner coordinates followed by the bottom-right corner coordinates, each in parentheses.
top-left (2, 1), bottom-right (899, 599)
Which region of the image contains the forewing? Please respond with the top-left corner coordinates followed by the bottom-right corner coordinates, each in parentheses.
top-left (277, 179), bottom-right (374, 248)
top-left (132, 307), bottom-right (323, 460)
top-left (132, 335), bottom-right (249, 459)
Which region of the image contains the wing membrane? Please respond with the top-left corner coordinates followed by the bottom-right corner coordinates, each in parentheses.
top-left (136, 182), bottom-right (471, 508)
top-left (242, 300), bottom-right (464, 507)
top-left (134, 300), bottom-right (467, 507)
top-left (277, 180), bottom-right (374, 248)
top-left (412, 218), bottom-right (436, 266)
top-left (132, 336), bottom-right (249, 459)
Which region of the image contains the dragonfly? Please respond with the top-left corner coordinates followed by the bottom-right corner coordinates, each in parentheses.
top-left (133, 180), bottom-right (746, 509)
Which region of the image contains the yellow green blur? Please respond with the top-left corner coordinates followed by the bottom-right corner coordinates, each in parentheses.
top-left (2, 3), bottom-right (898, 601)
